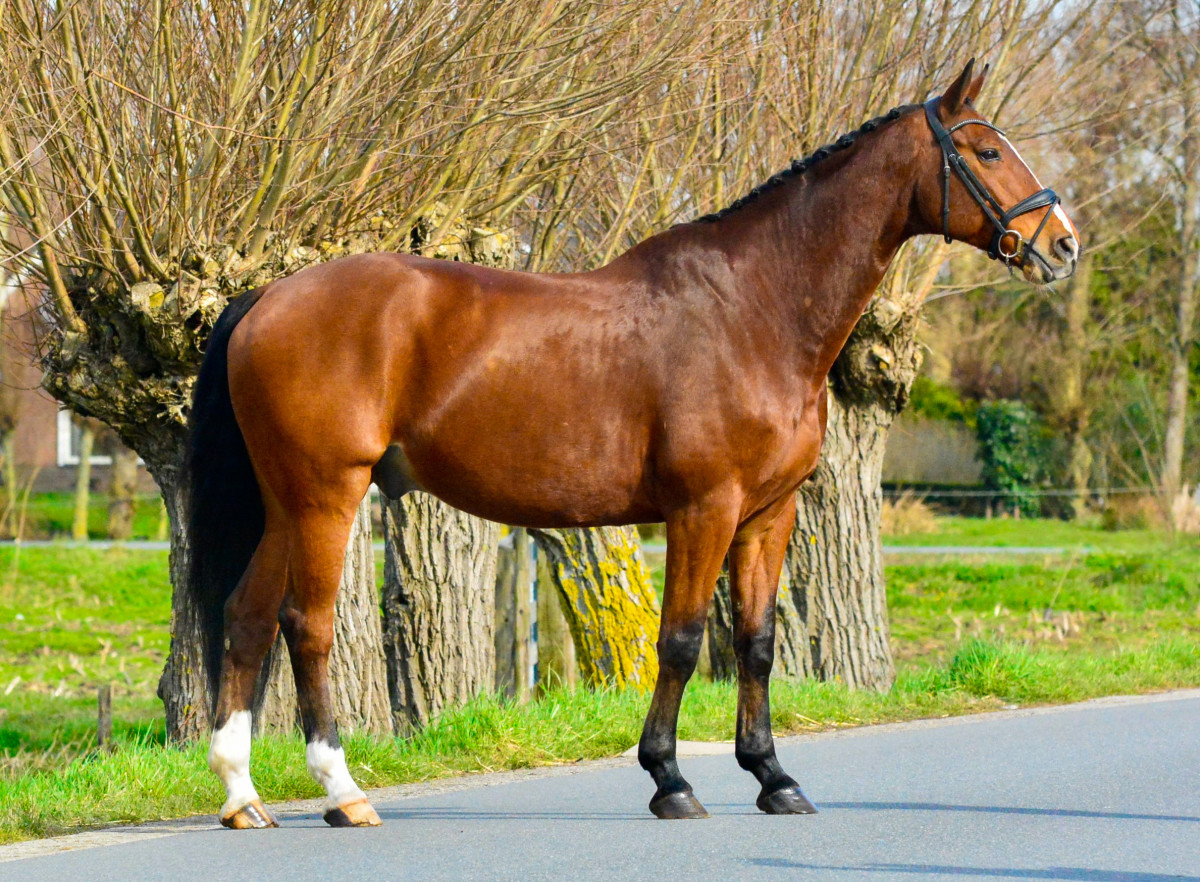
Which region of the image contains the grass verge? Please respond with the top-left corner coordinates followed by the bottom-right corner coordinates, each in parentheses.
top-left (2, 635), bottom-right (1199, 844)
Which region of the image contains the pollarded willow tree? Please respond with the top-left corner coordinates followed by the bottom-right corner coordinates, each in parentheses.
top-left (0, 0), bottom-right (743, 739)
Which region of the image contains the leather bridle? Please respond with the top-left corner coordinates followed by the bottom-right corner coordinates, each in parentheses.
top-left (924, 98), bottom-right (1060, 271)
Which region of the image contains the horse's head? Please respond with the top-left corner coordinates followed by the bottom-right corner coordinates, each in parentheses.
top-left (916, 60), bottom-right (1079, 284)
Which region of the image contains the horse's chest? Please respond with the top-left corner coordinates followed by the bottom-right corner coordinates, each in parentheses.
top-left (745, 393), bottom-right (826, 491)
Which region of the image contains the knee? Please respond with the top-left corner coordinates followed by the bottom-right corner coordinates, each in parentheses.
top-left (278, 606), bottom-right (333, 658)
top-left (734, 631), bottom-right (775, 680)
top-left (657, 620), bottom-right (705, 675)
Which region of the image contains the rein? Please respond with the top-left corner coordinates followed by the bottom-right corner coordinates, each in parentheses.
top-left (923, 98), bottom-right (1059, 271)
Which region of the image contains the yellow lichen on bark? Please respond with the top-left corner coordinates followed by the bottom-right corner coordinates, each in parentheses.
top-left (530, 526), bottom-right (660, 690)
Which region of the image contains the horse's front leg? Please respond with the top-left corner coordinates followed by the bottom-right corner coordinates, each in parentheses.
top-left (638, 503), bottom-right (738, 819)
top-left (729, 494), bottom-right (817, 814)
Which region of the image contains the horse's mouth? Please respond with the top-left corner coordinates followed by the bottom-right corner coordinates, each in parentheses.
top-left (1020, 250), bottom-right (1075, 286)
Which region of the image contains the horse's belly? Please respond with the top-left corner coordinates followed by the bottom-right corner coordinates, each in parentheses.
top-left (393, 422), bottom-right (658, 528)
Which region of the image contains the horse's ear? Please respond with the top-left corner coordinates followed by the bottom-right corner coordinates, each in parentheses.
top-left (965, 62), bottom-right (990, 106)
top-left (939, 58), bottom-right (976, 119)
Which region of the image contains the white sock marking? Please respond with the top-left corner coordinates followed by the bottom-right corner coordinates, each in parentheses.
top-left (209, 710), bottom-right (262, 817)
top-left (307, 741), bottom-right (367, 811)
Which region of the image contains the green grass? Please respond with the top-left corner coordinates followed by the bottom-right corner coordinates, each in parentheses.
top-left (3, 636), bottom-right (1199, 843)
top-left (882, 514), bottom-right (1165, 551)
top-left (6, 493), bottom-right (165, 542)
top-left (1, 519), bottom-right (1199, 843)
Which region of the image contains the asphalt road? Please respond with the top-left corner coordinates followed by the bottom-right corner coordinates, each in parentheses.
top-left (3, 691), bottom-right (1198, 882)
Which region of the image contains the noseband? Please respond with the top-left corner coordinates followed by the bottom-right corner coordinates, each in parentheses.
top-left (924, 98), bottom-right (1059, 270)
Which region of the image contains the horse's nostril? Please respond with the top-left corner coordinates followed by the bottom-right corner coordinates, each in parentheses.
top-left (1056, 236), bottom-right (1078, 261)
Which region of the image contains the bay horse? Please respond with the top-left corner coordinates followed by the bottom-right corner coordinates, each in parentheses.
top-left (190, 60), bottom-right (1079, 829)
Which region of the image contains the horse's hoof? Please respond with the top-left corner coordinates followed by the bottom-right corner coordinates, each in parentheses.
top-left (323, 798), bottom-right (383, 827)
top-left (220, 799), bottom-right (279, 829)
top-left (649, 789), bottom-right (711, 819)
top-left (756, 784), bottom-right (818, 815)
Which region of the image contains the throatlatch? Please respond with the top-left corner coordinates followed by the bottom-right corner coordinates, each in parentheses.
top-left (924, 98), bottom-right (1060, 271)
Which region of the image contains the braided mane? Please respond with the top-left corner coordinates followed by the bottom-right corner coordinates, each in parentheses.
top-left (695, 104), bottom-right (920, 223)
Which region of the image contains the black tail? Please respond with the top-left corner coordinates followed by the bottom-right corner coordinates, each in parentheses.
top-left (188, 288), bottom-right (267, 703)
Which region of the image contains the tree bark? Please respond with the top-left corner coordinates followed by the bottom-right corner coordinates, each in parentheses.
top-left (494, 528), bottom-right (534, 700)
top-left (1055, 255), bottom-right (1095, 519)
top-left (536, 544), bottom-right (577, 693)
top-left (529, 526), bottom-right (659, 690)
top-left (380, 492), bottom-right (499, 734)
top-left (254, 497), bottom-right (391, 735)
top-left (787, 297), bottom-right (921, 690)
top-left (155, 457), bottom-right (212, 742)
top-left (785, 391), bottom-right (895, 689)
top-left (107, 446), bottom-right (139, 540)
top-left (1162, 98), bottom-right (1200, 522)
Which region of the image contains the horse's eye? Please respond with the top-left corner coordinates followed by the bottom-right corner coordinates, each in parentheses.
top-left (978, 148), bottom-right (1002, 163)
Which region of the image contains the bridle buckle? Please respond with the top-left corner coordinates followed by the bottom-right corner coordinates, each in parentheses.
top-left (998, 230), bottom-right (1022, 263)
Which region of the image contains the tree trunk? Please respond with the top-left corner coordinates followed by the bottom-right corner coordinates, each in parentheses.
top-left (788, 297), bottom-right (922, 690)
top-left (1163, 101), bottom-right (1200, 522)
top-left (785, 391), bottom-right (894, 689)
top-left (529, 526), bottom-right (659, 690)
top-left (494, 528), bottom-right (534, 700)
top-left (71, 424), bottom-right (93, 541)
top-left (536, 544), bottom-right (577, 693)
top-left (156, 458), bottom-right (212, 742)
top-left (1057, 255), bottom-right (1095, 519)
top-left (107, 446), bottom-right (139, 540)
top-left (380, 492), bottom-right (499, 734)
top-left (254, 497), bottom-right (390, 735)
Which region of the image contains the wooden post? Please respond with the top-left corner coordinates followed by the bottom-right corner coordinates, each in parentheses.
top-left (512, 528), bottom-right (534, 702)
top-left (97, 684), bottom-right (112, 750)
top-left (72, 423), bottom-right (94, 541)
top-left (494, 532), bottom-right (518, 699)
top-left (535, 549), bottom-right (577, 694)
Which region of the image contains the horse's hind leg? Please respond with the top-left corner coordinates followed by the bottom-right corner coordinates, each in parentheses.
top-left (278, 489), bottom-right (381, 828)
top-left (728, 495), bottom-right (816, 815)
top-left (209, 522), bottom-right (290, 829)
top-left (638, 504), bottom-right (737, 819)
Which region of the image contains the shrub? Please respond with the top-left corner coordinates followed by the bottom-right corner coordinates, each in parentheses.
top-left (881, 491), bottom-right (939, 535)
top-left (1101, 494), bottom-right (1164, 531)
top-left (975, 400), bottom-right (1045, 518)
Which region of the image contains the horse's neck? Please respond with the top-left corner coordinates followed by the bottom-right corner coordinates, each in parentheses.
top-left (706, 121), bottom-right (922, 380)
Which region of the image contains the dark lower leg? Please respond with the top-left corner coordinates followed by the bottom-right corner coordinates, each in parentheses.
top-left (729, 499), bottom-right (816, 815)
top-left (638, 619), bottom-right (707, 816)
top-left (732, 628), bottom-right (813, 814)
